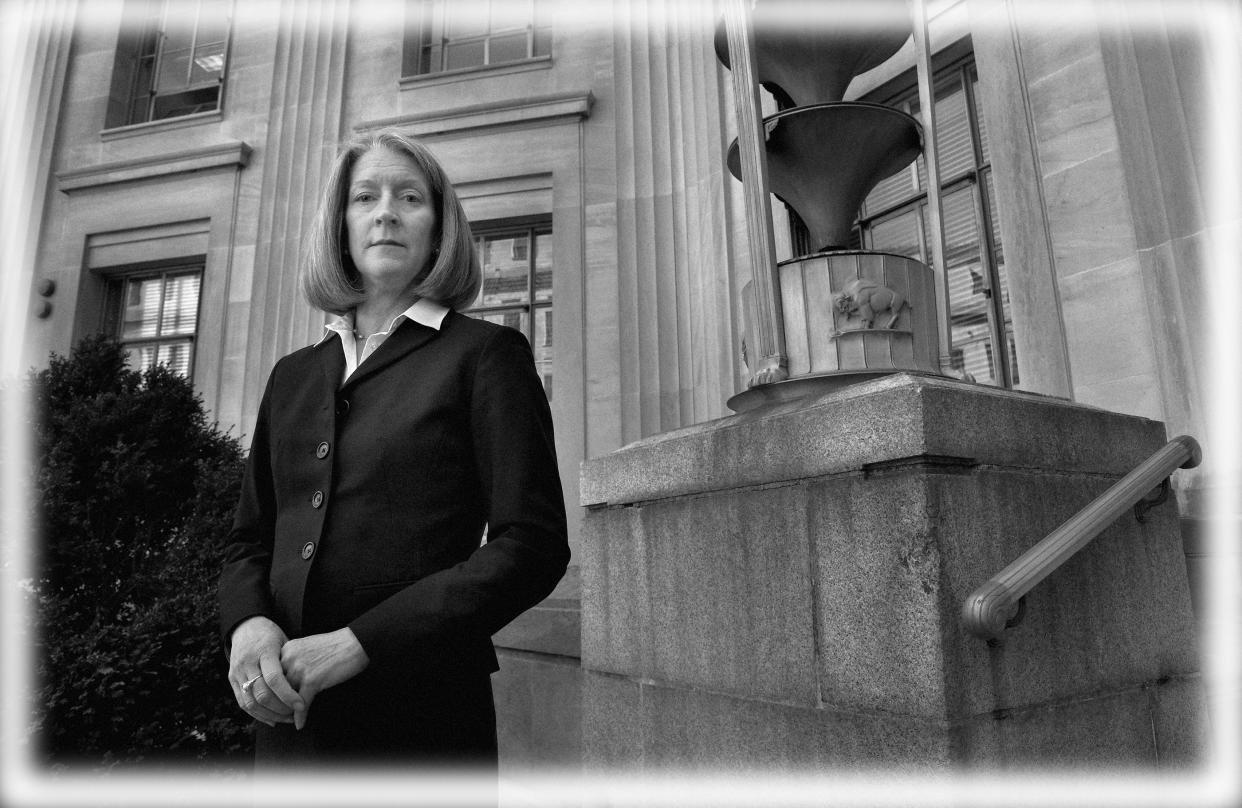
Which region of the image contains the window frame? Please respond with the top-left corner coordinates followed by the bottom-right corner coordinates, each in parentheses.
top-left (853, 53), bottom-right (1017, 388)
top-left (102, 264), bottom-right (205, 380)
top-left (402, 0), bottom-right (552, 79)
top-left (467, 218), bottom-right (554, 399)
top-left (107, 0), bottom-right (232, 129)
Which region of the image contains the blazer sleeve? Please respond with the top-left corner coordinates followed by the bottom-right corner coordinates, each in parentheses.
top-left (347, 325), bottom-right (570, 672)
top-left (217, 364), bottom-right (280, 649)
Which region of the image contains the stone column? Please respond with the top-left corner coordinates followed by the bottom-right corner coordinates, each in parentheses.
top-left (237, 0), bottom-right (349, 434)
top-left (595, 0), bottom-right (745, 451)
top-left (580, 375), bottom-right (1203, 769)
top-left (1, 0), bottom-right (77, 378)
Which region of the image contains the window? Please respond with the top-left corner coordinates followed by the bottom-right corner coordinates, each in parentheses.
top-left (106, 0), bottom-right (230, 128)
top-left (404, 0), bottom-right (551, 77)
top-left (103, 268), bottom-right (203, 378)
top-left (467, 223), bottom-right (553, 400)
top-left (790, 54), bottom-right (1017, 387)
top-left (856, 57), bottom-right (1016, 387)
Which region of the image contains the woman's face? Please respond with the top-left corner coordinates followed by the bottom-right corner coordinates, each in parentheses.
top-left (345, 146), bottom-right (438, 298)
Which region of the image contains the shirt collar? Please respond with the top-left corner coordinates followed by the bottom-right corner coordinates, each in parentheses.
top-left (317, 298), bottom-right (450, 345)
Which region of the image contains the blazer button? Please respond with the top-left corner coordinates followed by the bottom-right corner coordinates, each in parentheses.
top-left (335, 398), bottom-right (350, 417)
top-left (301, 541), bottom-right (316, 560)
top-left (311, 490), bottom-right (324, 508)
top-left (316, 441), bottom-right (330, 459)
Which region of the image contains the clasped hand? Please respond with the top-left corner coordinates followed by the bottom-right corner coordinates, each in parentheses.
top-left (227, 616), bottom-right (369, 730)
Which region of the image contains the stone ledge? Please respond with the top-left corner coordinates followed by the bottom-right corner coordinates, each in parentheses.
top-left (356, 91), bottom-right (593, 138)
top-left (580, 374), bottom-right (1168, 508)
top-left (57, 141), bottom-right (251, 192)
top-left (494, 599), bottom-right (580, 658)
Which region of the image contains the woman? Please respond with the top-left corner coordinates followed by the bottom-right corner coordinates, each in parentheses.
top-left (218, 129), bottom-right (569, 767)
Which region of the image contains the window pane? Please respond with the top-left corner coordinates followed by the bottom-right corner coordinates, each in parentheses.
top-left (939, 186), bottom-right (996, 386)
top-left (533, 305), bottom-right (552, 400)
top-left (445, 39), bottom-right (486, 70)
top-left (910, 73), bottom-right (973, 183)
top-left (155, 44), bottom-right (193, 93)
top-left (122, 277), bottom-right (162, 339)
top-left (489, 0), bottom-right (530, 31)
top-left (473, 309), bottom-right (529, 335)
top-left (445, 3), bottom-right (488, 38)
top-left (190, 39), bottom-right (226, 86)
top-left (534, 231), bottom-right (552, 302)
top-left (124, 344), bottom-right (161, 374)
top-left (161, 273), bottom-right (201, 335)
top-left (867, 207), bottom-right (923, 262)
top-left (478, 234), bottom-right (531, 306)
top-left (157, 341), bottom-right (193, 377)
top-left (194, 0), bottom-right (229, 43)
top-left (863, 164), bottom-right (919, 217)
top-left (489, 31), bottom-right (529, 64)
top-left (151, 86), bottom-right (219, 119)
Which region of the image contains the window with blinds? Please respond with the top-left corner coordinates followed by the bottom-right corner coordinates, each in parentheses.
top-left (467, 222), bottom-right (553, 400)
top-left (855, 57), bottom-right (1016, 388)
top-left (103, 269), bottom-right (202, 378)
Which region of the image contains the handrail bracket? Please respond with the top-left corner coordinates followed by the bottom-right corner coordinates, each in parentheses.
top-left (1133, 478), bottom-right (1171, 524)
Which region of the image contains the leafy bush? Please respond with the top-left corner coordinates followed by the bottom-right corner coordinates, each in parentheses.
top-left (27, 335), bottom-right (253, 768)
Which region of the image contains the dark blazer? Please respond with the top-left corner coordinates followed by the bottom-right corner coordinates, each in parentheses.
top-left (218, 311), bottom-right (569, 762)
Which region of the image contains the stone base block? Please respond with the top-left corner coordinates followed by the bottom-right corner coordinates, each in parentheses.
top-left (582, 671), bottom-right (949, 773)
top-left (580, 374), bottom-right (1204, 769)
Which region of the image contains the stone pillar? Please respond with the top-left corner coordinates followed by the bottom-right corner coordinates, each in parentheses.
top-left (1, 0), bottom-right (76, 378)
top-left (598, 0), bottom-right (744, 449)
top-left (238, 0), bottom-right (349, 434)
top-left (580, 375), bottom-right (1203, 770)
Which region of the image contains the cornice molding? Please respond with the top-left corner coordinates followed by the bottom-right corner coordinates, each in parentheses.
top-left (356, 91), bottom-right (593, 138)
top-left (56, 141), bottom-right (252, 193)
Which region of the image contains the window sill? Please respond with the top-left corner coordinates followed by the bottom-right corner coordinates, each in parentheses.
top-left (100, 109), bottom-right (224, 142)
top-left (398, 55), bottom-right (552, 91)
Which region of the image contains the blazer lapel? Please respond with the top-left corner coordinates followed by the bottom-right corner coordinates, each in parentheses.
top-left (319, 332), bottom-right (347, 391)
top-left (340, 318), bottom-right (438, 391)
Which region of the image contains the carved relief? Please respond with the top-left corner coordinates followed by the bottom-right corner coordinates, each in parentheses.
top-left (831, 278), bottom-right (907, 332)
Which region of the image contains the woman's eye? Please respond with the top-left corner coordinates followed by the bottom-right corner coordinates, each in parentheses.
top-left (352, 192), bottom-right (373, 203)
top-left (402, 193), bottom-right (421, 203)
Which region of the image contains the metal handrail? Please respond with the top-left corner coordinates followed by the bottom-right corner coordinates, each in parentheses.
top-left (961, 435), bottom-right (1202, 643)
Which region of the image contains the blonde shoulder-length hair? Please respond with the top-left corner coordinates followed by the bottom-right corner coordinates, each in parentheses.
top-left (301, 130), bottom-right (481, 314)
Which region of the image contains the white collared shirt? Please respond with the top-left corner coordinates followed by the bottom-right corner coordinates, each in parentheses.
top-left (317, 297), bottom-right (450, 384)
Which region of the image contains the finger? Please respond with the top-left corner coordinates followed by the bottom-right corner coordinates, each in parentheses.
top-left (241, 687), bottom-right (293, 726)
top-left (232, 670), bottom-right (261, 712)
top-left (236, 672), bottom-right (288, 726)
top-left (250, 678), bottom-right (294, 717)
top-left (293, 684), bottom-right (319, 732)
top-left (259, 655), bottom-right (303, 716)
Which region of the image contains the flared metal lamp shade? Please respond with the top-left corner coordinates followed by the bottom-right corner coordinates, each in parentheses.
top-left (714, 0), bottom-right (911, 106)
top-left (728, 103), bottom-right (922, 251)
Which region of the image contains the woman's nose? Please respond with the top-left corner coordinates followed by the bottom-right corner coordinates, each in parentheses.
top-left (373, 195), bottom-right (397, 225)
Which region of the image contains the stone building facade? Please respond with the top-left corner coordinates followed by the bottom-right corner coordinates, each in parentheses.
top-left (5, 0), bottom-right (1236, 770)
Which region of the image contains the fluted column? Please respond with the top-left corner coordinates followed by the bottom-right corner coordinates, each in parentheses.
top-left (239, 0), bottom-right (349, 434)
top-left (608, 0), bottom-right (744, 445)
top-left (0, 0), bottom-right (76, 378)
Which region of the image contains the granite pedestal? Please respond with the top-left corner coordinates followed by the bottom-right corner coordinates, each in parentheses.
top-left (579, 374), bottom-right (1204, 772)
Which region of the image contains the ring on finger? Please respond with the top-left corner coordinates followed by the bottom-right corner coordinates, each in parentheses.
top-left (242, 674), bottom-right (263, 693)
